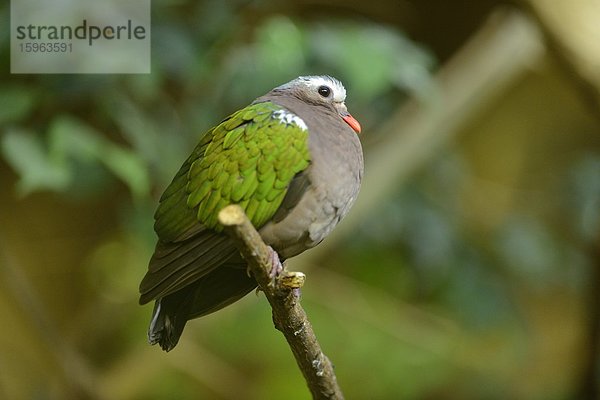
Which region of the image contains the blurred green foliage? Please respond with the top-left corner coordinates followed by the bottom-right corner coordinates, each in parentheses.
top-left (2, 117), bottom-right (149, 199)
top-left (1, 3), bottom-right (434, 199)
top-left (1, 1), bottom-right (599, 400)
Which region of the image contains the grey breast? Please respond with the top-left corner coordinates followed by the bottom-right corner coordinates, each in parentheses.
top-left (257, 95), bottom-right (363, 259)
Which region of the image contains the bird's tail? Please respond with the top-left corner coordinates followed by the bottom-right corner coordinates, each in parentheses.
top-left (148, 286), bottom-right (194, 352)
top-left (147, 266), bottom-right (257, 352)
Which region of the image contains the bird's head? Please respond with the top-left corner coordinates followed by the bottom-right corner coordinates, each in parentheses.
top-left (275, 75), bottom-right (361, 134)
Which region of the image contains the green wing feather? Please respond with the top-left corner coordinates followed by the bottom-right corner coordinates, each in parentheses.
top-left (140, 101), bottom-right (310, 303)
top-left (154, 101), bottom-right (310, 241)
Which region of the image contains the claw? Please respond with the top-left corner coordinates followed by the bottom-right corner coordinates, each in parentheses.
top-left (267, 246), bottom-right (283, 285)
top-left (292, 287), bottom-right (302, 299)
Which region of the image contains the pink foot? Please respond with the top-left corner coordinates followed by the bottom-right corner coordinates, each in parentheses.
top-left (267, 246), bottom-right (283, 281)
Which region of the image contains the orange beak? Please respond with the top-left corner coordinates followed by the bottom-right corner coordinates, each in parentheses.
top-left (341, 112), bottom-right (361, 134)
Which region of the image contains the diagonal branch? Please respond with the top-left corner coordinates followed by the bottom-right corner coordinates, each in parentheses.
top-left (218, 205), bottom-right (344, 400)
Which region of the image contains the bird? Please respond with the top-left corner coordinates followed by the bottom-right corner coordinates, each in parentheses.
top-left (139, 75), bottom-right (363, 351)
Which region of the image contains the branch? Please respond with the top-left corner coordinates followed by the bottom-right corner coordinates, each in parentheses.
top-left (218, 205), bottom-right (344, 400)
top-left (515, 0), bottom-right (600, 119)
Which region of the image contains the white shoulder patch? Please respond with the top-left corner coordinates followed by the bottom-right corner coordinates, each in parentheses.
top-left (272, 109), bottom-right (308, 131)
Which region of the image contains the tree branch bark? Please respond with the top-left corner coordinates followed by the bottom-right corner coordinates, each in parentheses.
top-left (218, 205), bottom-right (344, 400)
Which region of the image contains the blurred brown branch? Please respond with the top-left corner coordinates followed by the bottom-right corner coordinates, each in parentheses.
top-left (296, 7), bottom-right (545, 266)
top-left (218, 205), bottom-right (344, 400)
top-left (516, 0), bottom-right (600, 119)
top-left (514, 2), bottom-right (600, 397)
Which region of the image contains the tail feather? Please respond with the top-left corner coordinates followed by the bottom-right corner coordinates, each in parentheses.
top-left (148, 287), bottom-right (194, 351)
top-left (147, 266), bottom-right (257, 351)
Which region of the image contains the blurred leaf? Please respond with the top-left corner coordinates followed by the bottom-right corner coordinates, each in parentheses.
top-left (256, 16), bottom-right (306, 79)
top-left (48, 116), bottom-right (151, 201)
top-left (103, 93), bottom-right (190, 189)
top-left (494, 216), bottom-right (562, 286)
top-left (152, 24), bottom-right (198, 80)
top-left (0, 5), bottom-right (9, 50)
top-left (569, 154), bottom-right (600, 241)
top-left (0, 86), bottom-right (37, 125)
top-left (48, 116), bottom-right (104, 161)
top-left (123, 73), bottom-right (163, 103)
top-left (0, 129), bottom-right (70, 194)
top-left (106, 95), bottom-right (166, 164)
top-left (101, 145), bottom-right (150, 201)
top-left (312, 24), bottom-right (435, 100)
top-left (2, 116), bottom-right (150, 200)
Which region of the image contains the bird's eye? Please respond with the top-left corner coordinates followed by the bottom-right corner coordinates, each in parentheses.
top-left (317, 85), bottom-right (331, 98)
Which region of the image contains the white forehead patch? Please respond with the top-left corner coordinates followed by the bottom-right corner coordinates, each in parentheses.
top-left (278, 75), bottom-right (347, 102)
top-left (272, 109), bottom-right (308, 131)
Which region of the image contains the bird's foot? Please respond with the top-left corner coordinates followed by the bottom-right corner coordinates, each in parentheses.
top-left (266, 246), bottom-right (283, 285)
top-left (292, 287), bottom-right (302, 299)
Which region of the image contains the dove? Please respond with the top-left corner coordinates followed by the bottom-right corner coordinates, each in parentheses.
top-left (139, 76), bottom-right (363, 351)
